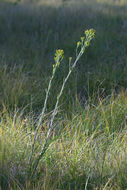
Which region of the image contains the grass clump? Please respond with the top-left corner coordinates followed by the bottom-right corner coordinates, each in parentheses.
top-left (0, 93), bottom-right (127, 189)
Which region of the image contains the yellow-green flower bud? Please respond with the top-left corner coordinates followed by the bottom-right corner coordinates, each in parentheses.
top-left (81, 36), bottom-right (85, 42)
top-left (54, 49), bottom-right (64, 68)
top-left (69, 57), bottom-right (72, 62)
top-left (84, 29), bottom-right (96, 39)
top-left (54, 49), bottom-right (64, 62)
top-left (77, 41), bottom-right (81, 48)
top-left (85, 41), bottom-right (90, 47)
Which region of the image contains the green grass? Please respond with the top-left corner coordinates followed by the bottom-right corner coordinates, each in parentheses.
top-left (0, 0), bottom-right (127, 189)
top-left (0, 0), bottom-right (127, 110)
top-left (0, 93), bottom-right (127, 189)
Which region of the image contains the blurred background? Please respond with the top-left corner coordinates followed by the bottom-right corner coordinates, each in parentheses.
top-left (0, 0), bottom-right (127, 113)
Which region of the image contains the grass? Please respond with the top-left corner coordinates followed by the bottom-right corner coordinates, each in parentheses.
top-left (0, 93), bottom-right (127, 189)
top-left (0, 0), bottom-right (127, 189)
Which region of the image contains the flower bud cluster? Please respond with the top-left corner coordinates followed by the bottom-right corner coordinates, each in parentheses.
top-left (77, 29), bottom-right (96, 53)
top-left (53, 49), bottom-right (64, 73)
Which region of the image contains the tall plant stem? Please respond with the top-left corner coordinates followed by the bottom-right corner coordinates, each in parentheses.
top-left (31, 49), bottom-right (84, 174)
top-left (28, 70), bottom-right (56, 164)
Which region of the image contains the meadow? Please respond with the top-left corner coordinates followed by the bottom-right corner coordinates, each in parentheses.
top-left (0, 0), bottom-right (127, 189)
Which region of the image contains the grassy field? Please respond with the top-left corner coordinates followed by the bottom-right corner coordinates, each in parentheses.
top-left (0, 0), bottom-right (127, 189)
